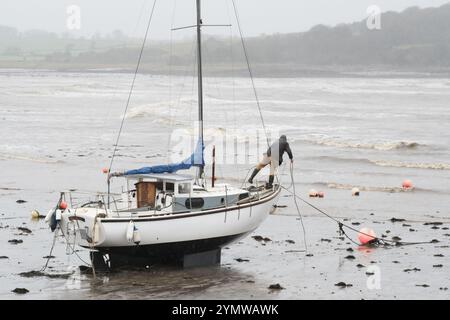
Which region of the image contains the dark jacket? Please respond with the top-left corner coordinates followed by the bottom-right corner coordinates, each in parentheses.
top-left (266, 136), bottom-right (293, 165)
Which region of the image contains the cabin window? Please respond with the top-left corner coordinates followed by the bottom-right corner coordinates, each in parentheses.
top-left (239, 193), bottom-right (249, 200)
top-left (185, 198), bottom-right (204, 209)
top-left (165, 182), bottom-right (175, 192)
top-left (155, 181), bottom-right (164, 191)
top-left (178, 183), bottom-right (191, 194)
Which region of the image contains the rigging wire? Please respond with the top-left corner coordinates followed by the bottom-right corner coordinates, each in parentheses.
top-left (108, 0), bottom-right (158, 173)
top-left (164, 35), bottom-right (198, 166)
top-left (103, 0), bottom-right (152, 129)
top-left (289, 163), bottom-right (308, 253)
top-left (41, 228), bottom-right (59, 272)
top-left (231, 0), bottom-right (270, 148)
top-left (41, 195), bottom-right (63, 271)
top-left (41, 225), bottom-right (92, 272)
top-left (60, 226), bottom-right (92, 267)
top-left (166, 0), bottom-right (178, 164)
top-left (225, 0), bottom-right (237, 134)
top-left (133, 0), bottom-right (152, 38)
top-left (169, 0), bottom-right (178, 110)
top-left (172, 37), bottom-right (198, 120)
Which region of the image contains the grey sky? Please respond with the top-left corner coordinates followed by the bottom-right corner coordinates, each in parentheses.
top-left (1, 0), bottom-right (449, 39)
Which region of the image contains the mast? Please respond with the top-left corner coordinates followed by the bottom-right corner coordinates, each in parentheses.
top-left (196, 0), bottom-right (204, 179)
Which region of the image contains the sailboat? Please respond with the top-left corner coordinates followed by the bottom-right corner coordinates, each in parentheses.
top-left (48, 0), bottom-right (282, 268)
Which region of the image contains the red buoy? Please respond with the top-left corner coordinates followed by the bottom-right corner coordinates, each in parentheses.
top-left (402, 179), bottom-right (413, 189)
top-left (102, 168), bottom-right (110, 174)
top-left (318, 191), bottom-right (325, 198)
top-left (358, 228), bottom-right (376, 245)
top-left (59, 201), bottom-right (68, 210)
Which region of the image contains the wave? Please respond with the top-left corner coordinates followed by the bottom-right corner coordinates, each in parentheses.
top-left (126, 103), bottom-right (192, 127)
top-left (125, 99), bottom-right (283, 130)
top-left (127, 99), bottom-right (240, 116)
top-left (0, 187), bottom-right (21, 191)
top-left (0, 153), bottom-right (64, 164)
top-left (371, 160), bottom-right (450, 170)
top-left (309, 156), bottom-right (450, 171)
top-left (316, 140), bottom-right (421, 151)
top-left (297, 135), bottom-right (423, 151)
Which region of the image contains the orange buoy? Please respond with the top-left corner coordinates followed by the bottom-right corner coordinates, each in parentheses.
top-left (59, 201), bottom-right (68, 210)
top-left (102, 168), bottom-right (110, 174)
top-left (402, 179), bottom-right (413, 189)
top-left (358, 227), bottom-right (377, 245)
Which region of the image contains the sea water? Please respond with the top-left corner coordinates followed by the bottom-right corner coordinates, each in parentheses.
top-left (0, 70), bottom-right (449, 299)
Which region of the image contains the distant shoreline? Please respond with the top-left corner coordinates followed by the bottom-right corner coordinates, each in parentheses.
top-left (1, 63), bottom-right (450, 79)
top-left (3, 4), bottom-right (450, 81)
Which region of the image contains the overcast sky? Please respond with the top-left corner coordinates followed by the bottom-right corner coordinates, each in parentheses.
top-left (1, 0), bottom-right (449, 39)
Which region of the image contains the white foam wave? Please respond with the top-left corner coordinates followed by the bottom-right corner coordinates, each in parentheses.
top-left (0, 153), bottom-right (64, 164)
top-left (371, 160), bottom-right (450, 170)
top-left (298, 135), bottom-right (422, 151)
top-left (309, 156), bottom-right (449, 171)
top-left (125, 98), bottom-right (197, 126)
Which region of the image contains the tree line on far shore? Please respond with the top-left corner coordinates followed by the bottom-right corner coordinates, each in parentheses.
top-left (1, 4), bottom-right (450, 74)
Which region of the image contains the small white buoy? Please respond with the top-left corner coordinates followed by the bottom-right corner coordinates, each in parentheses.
top-left (352, 187), bottom-right (360, 196)
top-left (133, 226), bottom-right (141, 244)
top-left (93, 223), bottom-right (100, 244)
top-left (44, 208), bottom-right (55, 223)
top-left (55, 209), bottom-right (62, 222)
top-left (309, 189), bottom-right (318, 197)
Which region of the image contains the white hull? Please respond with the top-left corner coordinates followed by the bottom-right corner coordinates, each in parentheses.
top-left (60, 186), bottom-right (281, 258)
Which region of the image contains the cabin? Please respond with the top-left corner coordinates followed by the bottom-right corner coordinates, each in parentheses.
top-left (123, 173), bottom-right (249, 213)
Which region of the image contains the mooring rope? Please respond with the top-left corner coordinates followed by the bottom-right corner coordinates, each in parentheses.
top-left (283, 167), bottom-right (439, 247)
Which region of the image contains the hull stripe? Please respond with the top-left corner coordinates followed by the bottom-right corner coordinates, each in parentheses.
top-left (100, 186), bottom-right (281, 223)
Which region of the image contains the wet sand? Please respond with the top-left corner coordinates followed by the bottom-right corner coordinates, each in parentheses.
top-left (1, 167), bottom-right (449, 300)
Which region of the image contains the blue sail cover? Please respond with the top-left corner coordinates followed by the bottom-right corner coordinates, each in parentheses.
top-left (124, 139), bottom-right (204, 176)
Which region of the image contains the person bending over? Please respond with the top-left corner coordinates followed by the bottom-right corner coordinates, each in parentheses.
top-left (248, 135), bottom-right (293, 187)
